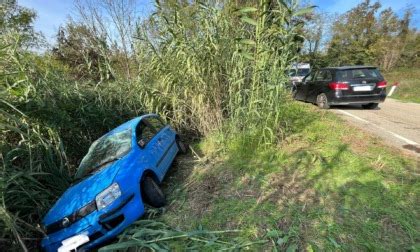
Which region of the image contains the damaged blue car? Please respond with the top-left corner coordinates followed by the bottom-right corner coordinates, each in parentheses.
top-left (41, 114), bottom-right (187, 251)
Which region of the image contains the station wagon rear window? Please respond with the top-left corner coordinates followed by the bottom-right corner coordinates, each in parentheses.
top-left (76, 129), bottom-right (132, 178)
top-left (337, 68), bottom-right (382, 80)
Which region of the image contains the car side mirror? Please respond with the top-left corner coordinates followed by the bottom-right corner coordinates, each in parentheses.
top-left (138, 139), bottom-right (146, 149)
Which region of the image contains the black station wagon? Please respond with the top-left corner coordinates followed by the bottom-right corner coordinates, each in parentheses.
top-left (292, 66), bottom-right (387, 109)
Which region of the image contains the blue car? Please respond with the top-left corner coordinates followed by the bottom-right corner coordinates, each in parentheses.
top-left (41, 114), bottom-right (187, 251)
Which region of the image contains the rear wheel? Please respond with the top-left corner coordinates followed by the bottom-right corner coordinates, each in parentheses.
top-left (362, 103), bottom-right (379, 109)
top-left (141, 176), bottom-right (166, 208)
top-left (316, 93), bottom-right (330, 109)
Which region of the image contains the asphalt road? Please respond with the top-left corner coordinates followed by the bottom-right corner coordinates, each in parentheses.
top-left (330, 98), bottom-right (420, 158)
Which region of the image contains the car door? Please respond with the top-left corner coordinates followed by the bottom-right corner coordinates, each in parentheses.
top-left (301, 71), bottom-right (318, 101)
top-left (145, 117), bottom-right (176, 178)
top-left (305, 70), bottom-right (331, 103)
top-left (135, 117), bottom-right (169, 181)
top-left (295, 71), bottom-right (316, 101)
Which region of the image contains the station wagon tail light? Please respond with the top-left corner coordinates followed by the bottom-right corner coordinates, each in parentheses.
top-left (329, 82), bottom-right (349, 90)
top-left (96, 183), bottom-right (121, 210)
top-left (376, 81), bottom-right (387, 88)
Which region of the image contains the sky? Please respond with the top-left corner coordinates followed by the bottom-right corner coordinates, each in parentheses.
top-left (19, 0), bottom-right (420, 44)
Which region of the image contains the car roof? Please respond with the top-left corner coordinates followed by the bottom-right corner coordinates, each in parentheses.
top-left (322, 65), bottom-right (377, 70)
top-left (107, 114), bottom-right (158, 135)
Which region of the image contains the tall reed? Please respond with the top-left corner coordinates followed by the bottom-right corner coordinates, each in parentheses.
top-left (0, 0), bottom-right (312, 249)
top-left (133, 0), bottom-right (312, 143)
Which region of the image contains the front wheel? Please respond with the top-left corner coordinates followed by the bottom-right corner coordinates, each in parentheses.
top-left (316, 93), bottom-right (330, 109)
top-left (362, 103), bottom-right (379, 109)
top-left (291, 85), bottom-right (298, 99)
top-left (141, 176), bottom-right (166, 208)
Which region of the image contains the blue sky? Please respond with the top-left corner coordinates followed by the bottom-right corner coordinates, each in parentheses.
top-left (19, 0), bottom-right (419, 44)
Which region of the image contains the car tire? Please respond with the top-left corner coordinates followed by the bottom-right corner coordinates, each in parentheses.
top-left (176, 139), bottom-right (188, 154)
top-left (362, 103), bottom-right (379, 109)
top-left (291, 86), bottom-right (298, 99)
top-left (316, 93), bottom-right (330, 109)
top-left (141, 176), bottom-right (166, 208)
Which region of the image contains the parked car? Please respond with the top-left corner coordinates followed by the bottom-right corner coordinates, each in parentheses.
top-left (292, 66), bottom-right (387, 109)
top-left (41, 114), bottom-right (187, 252)
top-left (288, 63), bottom-right (311, 84)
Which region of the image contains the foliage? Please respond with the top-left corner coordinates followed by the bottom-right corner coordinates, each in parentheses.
top-left (383, 67), bottom-right (420, 103)
top-left (327, 0), bottom-right (381, 66)
top-left (0, 0), bottom-right (313, 250)
top-left (99, 219), bottom-right (266, 251)
top-left (53, 22), bottom-right (114, 82)
top-left (302, 0), bottom-right (418, 71)
top-left (133, 0), bottom-right (309, 139)
top-left (157, 104), bottom-right (420, 251)
top-left (0, 35), bottom-right (142, 250)
top-left (0, 0), bottom-right (39, 48)
top-left (397, 30), bottom-right (420, 69)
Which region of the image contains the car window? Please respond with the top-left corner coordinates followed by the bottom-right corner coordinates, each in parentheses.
top-left (337, 68), bottom-right (382, 80)
top-left (75, 129), bottom-right (132, 179)
top-left (324, 70), bottom-right (332, 81)
top-left (288, 69), bottom-right (297, 77)
top-left (135, 119), bottom-right (157, 148)
top-left (297, 68), bottom-right (310, 77)
top-left (146, 117), bottom-right (166, 132)
top-left (305, 71), bottom-right (316, 81)
top-left (315, 70), bottom-right (325, 81)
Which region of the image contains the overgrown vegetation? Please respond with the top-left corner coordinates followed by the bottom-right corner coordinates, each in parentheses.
top-left (1, 0), bottom-right (313, 250)
top-left (384, 67), bottom-right (420, 103)
top-left (151, 104), bottom-right (419, 251)
top-left (302, 0), bottom-right (420, 71)
top-left (1, 0), bottom-right (419, 251)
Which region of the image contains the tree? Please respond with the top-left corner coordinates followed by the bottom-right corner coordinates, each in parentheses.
top-left (0, 0), bottom-right (39, 47)
top-left (326, 0), bottom-right (381, 66)
top-left (372, 8), bottom-right (413, 70)
top-left (398, 30), bottom-right (420, 68)
top-left (299, 10), bottom-right (332, 69)
top-left (324, 0), bottom-right (415, 70)
top-left (73, 0), bottom-right (141, 80)
top-left (53, 22), bottom-right (114, 81)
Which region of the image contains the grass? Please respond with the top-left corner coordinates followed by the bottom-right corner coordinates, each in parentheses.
top-left (384, 67), bottom-right (420, 103)
top-left (2, 1), bottom-right (419, 251)
top-left (1, 2), bottom-right (313, 249)
top-left (117, 101), bottom-right (420, 251)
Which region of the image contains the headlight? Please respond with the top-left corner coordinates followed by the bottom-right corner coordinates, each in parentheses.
top-left (96, 183), bottom-right (121, 210)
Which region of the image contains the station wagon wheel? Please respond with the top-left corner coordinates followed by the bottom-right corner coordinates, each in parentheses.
top-left (291, 85), bottom-right (298, 99)
top-left (141, 176), bottom-right (166, 208)
top-left (316, 93), bottom-right (330, 109)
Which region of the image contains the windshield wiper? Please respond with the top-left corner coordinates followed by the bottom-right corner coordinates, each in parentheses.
top-left (90, 157), bottom-right (120, 175)
top-left (72, 157), bottom-right (120, 183)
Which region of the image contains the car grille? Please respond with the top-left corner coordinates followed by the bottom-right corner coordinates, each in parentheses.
top-left (45, 200), bottom-right (97, 234)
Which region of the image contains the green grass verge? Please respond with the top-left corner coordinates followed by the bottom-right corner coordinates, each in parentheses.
top-left (145, 103), bottom-right (419, 251)
top-left (384, 68), bottom-right (420, 103)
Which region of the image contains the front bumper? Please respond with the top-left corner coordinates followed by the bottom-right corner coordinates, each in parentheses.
top-left (328, 92), bottom-right (386, 105)
top-left (41, 191), bottom-right (144, 251)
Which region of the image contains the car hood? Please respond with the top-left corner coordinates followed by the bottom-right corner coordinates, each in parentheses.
top-left (43, 161), bottom-right (121, 225)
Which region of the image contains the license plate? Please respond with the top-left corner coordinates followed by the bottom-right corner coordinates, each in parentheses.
top-left (58, 234), bottom-right (89, 252)
top-left (353, 85), bottom-right (372, 91)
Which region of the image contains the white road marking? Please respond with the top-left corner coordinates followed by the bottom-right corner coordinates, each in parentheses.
top-left (337, 109), bottom-right (420, 146)
top-left (387, 131), bottom-right (419, 146)
top-left (337, 110), bottom-right (369, 123)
